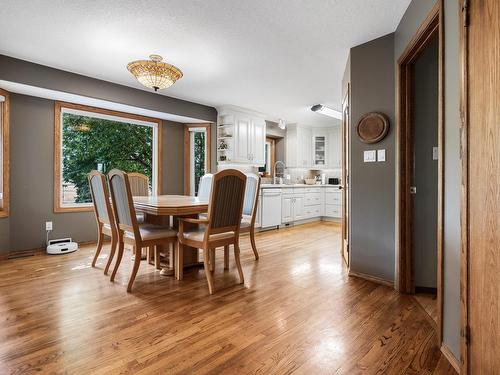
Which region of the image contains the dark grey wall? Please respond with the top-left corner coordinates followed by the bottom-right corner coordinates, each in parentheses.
top-left (0, 55), bottom-right (218, 254)
top-left (0, 95), bottom-right (206, 253)
top-left (0, 55), bottom-right (217, 123)
top-left (348, 33), bottom-right (396, 281)
top-left (442, 0), bottom-right (461, 359)
top-left (8, 94), bottom-right (95, 251)
top-left (413, 37), bottom-right (439, 288)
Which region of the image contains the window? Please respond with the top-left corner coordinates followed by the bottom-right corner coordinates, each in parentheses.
top-left (184, 124), bottom-right (211, 195)
top-left (0, 89), bottom-right (9, 218)
top-left (54, 102), bottom-right (162, 212)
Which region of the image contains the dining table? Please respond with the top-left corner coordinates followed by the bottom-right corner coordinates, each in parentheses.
top-left (133, 195), bottom-right (209, 276)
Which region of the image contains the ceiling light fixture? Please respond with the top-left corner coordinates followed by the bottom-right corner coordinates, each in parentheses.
top-left (278, 119), bottom-right (286, 130)
top-left (127, 54), bottom-right (183, 92)
top-left (311, 104), bottom-right (342, 120)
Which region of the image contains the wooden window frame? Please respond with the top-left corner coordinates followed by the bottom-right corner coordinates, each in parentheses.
top-left (54, 101), bottom-right (163, 213)
top-left (265, 137), bottom-right (276, 176)
top-left (0, 88), bottom-right (10, 218)
top-left (184, 124), bottom-right (211, 195)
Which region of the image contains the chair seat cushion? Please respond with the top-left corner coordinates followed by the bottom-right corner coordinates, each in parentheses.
top-left (181, 227), bottom-right (235, 243)
top-left (125, 224), bottom-right (177, 241)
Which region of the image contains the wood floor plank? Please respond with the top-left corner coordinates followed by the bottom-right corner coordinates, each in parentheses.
top-left (0, 222), bottom-right (456, 374)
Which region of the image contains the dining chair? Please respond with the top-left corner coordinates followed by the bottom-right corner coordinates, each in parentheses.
top-left (176, 169), bottom-right (247, 295)
top-left (88, 170), bottom-right (118, 275)
top-left (223, 173), bottom-right (261, 269)
top-left (197, 173), bottom-right (213, 199)
top-left (108, 169), bottom-right (178, 292)
top-left (128, 172), bottom-right (150, 196)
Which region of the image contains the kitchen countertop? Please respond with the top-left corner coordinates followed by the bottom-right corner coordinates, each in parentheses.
top-left (261, 184), bottom-right (341, 189)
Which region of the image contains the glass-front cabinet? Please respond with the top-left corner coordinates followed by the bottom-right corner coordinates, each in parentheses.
top-left (312, 133), bottom-right (327, 168)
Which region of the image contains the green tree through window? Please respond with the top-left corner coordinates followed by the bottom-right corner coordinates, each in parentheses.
top-left (193, 131), bottom-right (205, 195)
top-left (61, 112), bottom-right (153, 204)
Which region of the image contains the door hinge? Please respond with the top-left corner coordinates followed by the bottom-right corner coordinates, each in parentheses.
top-left (462, 0), bottom-right (469, 27)
top-left (462, 325), bottom-right (471, 345)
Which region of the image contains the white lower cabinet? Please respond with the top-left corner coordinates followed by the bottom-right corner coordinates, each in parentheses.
top-left (260, 186), bottom-right (342, 228)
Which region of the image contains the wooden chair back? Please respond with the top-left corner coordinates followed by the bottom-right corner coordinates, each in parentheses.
top-left (88, 170), bottom-right (115, 228)
top-left (108, 169), bottom-right (141, 241)
top-left (206, 169), bottom-right (247, 235)
top-left (197, 173), bottom-right (213, 199)
top-left (128, 172), bottom-right (150, 196)
top-left (243, 173), bottom-right (261, 223)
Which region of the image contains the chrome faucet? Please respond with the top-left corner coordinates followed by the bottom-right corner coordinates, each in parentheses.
top-left (273, 161), bottom-right (285, 184)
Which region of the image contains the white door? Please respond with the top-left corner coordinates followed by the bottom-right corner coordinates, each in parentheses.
top-left (293, 196), bottom-right (306, 221)
top-left (234, 116), bottom-right (251, 162)
top-left (282, 196), bottom-right (294, 223)
top-left (251, 119), bottom-right (266, 165)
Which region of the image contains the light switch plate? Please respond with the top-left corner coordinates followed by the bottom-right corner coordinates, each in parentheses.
top-left (377, 149), bottom-right (386, 162)
top-left (45, 221), bottom-right (53, 231)
top-left (433, 146), bottom-right (439, 160)
top-left (364, 150), bottom-right (376, 162)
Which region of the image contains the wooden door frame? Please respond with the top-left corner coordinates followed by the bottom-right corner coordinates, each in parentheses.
top-left (341, 85), bottom-right (350, 268)
top-left (265, 137), bottom-right (276, 176)
top-left (459, 1), bottom-right (469, 372)
top-left (396, 1), bottom-right (444, 344)
top-left (184, 123), bottom-right (212, 195)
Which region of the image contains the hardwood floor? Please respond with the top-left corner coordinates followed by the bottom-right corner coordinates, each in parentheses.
top-left (0, 222), bottom-right (456, 374)
top-left (414, 292), bottom-right (438, 324)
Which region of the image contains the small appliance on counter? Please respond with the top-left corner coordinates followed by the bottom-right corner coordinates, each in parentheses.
top-left (328, 177), bottom-right (340, 185)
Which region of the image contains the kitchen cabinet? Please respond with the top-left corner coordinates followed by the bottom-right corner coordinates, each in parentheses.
top-left (312, 132), bottom-right (327, 168)
top-left (217, 106), bottom-right (266, 166)
top-left (325, 187), bottom-right (342, 218)
top-left (281, 191), bottom-right (306, 222)
top-left (286, 124), bottom-right (312, 168)
top-left (328, 127), bottom-right (342, 169)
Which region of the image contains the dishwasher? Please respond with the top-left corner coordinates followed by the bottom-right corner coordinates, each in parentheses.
top-left (261, 188), bottom-right (282, 228)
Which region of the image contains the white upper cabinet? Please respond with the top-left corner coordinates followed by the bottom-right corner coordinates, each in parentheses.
top-left (251, 118), bottom-right (266, 165)
top-left (328, 127), bottom-right (342, 169)
top-left (217, 106), bottom-right (267, 166)
top-left (234, 116), bottom-right (251, 162)
top-left (312, 131), bottom-right (327, 168)
top-left (286, 124), bottom-right (312, 168)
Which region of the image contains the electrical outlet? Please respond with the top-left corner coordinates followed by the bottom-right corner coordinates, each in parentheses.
top-left (45, 221), bottom-right (53, 231)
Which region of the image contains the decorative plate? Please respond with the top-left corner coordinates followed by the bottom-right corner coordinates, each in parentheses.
top-left (356, 112), bottom-right (390, 144)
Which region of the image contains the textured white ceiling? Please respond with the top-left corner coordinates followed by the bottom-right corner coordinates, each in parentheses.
top-left (0, 0), bottom-right (409, 126)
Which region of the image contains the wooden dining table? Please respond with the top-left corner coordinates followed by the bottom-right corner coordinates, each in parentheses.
top-left (133, 195), bottom-right (209, 276)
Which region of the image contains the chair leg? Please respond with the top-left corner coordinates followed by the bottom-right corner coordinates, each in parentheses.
top-left (234, 242), bottom-right (244, 284)
top-left (224, 245), bottom-right (229, 270)
top-left (176, 242), bottom-right (184, 280)
top-left (104, 235), bottom-right (117, 275)
top-left (110, 241), bottom-right (124, 282)
top-left (209, 248), bottom-right (216, 272)
top-left (155, 246), bottom-right (161, 270)
top-left (127, 246), bottom-right (142, 292)
top-left (92, 232), bottom-right (104, 267)
top-left (147, 246), bottom-right (152, 264)
top-left (203, 247), bottom-right (215, 295)
top-left (250, 227), bottom-right (259, 260)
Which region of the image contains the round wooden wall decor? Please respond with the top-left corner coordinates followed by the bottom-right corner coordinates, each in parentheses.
top-left (356, 112), bottom-right (390, 144)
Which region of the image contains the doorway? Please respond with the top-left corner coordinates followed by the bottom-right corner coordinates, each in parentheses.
top-left (396, 2), bottom-right (443, 342)
top-left (184, 124), bottom-right (211, 195)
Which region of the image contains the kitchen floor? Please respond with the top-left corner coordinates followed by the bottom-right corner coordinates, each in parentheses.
top-left (0, 222), bottom-right (455, 374)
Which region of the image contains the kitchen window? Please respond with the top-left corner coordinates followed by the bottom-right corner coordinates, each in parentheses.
top-left (0, 89), bottom-right (9, 217)
top-left (54, 102), bottom-right (162, 212)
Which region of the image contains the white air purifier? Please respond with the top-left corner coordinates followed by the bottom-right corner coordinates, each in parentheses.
top-left (46, 238), bottom-right (78, 255)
